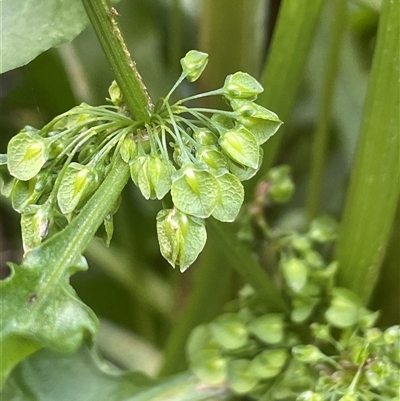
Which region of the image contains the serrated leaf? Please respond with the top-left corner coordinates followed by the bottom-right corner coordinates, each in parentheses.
top-left (156, 208), bottom-right (207, 272)
top-left (7, 130), bottom-right (48, 181)
top-left (0, 251), bottom-right (97, 387)
top-left (57, 163), bottom-right (98, 215)
top-left (1, 0), bottom-right (89, 73)
top-left (0, 156), bottom-right (130, 387)
top-left (212, 171), bottom-right (244, 222)
top-left (2, 347), bottom-right (153, 400)
top-left (219, 128), bottom-right (259, 169)
top-left (171, 165), bottom-right (219, 218)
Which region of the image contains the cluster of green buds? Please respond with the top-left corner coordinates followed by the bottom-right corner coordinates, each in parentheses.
top-left (1, 104), bottom-right (139, 251)
top-left (1, 50), bottom-right (282, 269)
top-left (186, 214), bottom-right (400, 400)
top-left (123, 50), bottom-right (282, 271)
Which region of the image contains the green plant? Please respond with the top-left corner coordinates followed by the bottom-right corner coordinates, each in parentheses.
top-left (0, 0), bottom-right (398, 400)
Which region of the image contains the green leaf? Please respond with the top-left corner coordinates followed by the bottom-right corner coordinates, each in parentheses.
top-left (227, 359), bottom-right (258, 395)
top-left (156, 208), bottom-right (207, 272)
top-left (212, 170), bottom-right (244, 222)
top-left (180, 50), bottom-right (209, 82)
top-left (7, 130), bottom-right (49, 181)
top-left (0, 254), bottom-right (97, 388)
top-left (2, 347), bottom-right (153, 400)
top-left (248, 314), bottom-right (284, 344)
top-left (171, 165), bottom-right (219, 218)
top-left (1, 0), bottom-right (89, 73)
top-left (223, 72), bottom-right (263, 100)
top-left (210, 313), bottom-right (248, 351)
top-left (231, 100), bottom-right (282, 145)
top-left (0, 156), bottom-right (130, 387)
top-left (219, 128), bottom-right (259, 169)
top-left (57, 163), bottom-right (99, 215)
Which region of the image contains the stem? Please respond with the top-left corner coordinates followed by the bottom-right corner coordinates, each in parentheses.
top-left (335, 0), bottom-right (400, 302)
top-left (81, 0), bottom-right (152, 122)
top-left (306, 0), bottom-right (348, 220)
top-left (250, 0), bottom-right (325, 191)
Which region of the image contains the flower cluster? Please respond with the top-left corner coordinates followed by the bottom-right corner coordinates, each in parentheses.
top-left (1, 50), bottom-right (282, 270)
top-left (186, 209), bottom-right (399, 400)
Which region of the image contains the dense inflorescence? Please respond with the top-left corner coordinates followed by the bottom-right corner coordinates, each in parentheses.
top-left (1, 50), bottom-right (282, 270)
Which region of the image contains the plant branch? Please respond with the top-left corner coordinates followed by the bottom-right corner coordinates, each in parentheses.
top-left (81, 0), bottom-right (153, 121)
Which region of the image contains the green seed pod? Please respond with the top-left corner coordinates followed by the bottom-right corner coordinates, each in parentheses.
top-left (384, 325), bottom-right (400, 345)
top-left (156, 208), bottom-right (207, 272)
top-left (223, 72), bottom-right (263, 100)
top-left (120, 135), bottom-right (137, 163)
top-left (108, 80), bottom-right (123, 106)
top-left (180, 50), bottom-right (209, 82)
top-left (281, 258), bottom-right (308, 293)
top-left (296, 391), bottom-right (323, 401)
top-left (248, 314), bottom-right (285, 344)
top-left (266, 165), bottom-right (294, 203)
top-left (248, 349), bottom-right (288, 379)
top-left (21, 203), bottom-right (52, 252)
top-left (291, 297), bottom-right (318, 323)
top-left (7, 128), bottom-right (49, 181)
top-left (190, 349), bottom-right (227, 385)
top-left (171, 164), bottom-right (219, 218)
top-left (196, 146), bottom-right (228, 170)
top-left (57, 162), bottom-right (99, 215)
top-left (219, 127), bottom-right (259, 169)
top-left (308, 215), bottom-right (338, 243)
top-left (227, 359), bottom-right (259, 395)
top-left (193, 129), bottom-right (218, 146)
top-left (230, 99), bottom-right (282, 145)
top-left (310, 323), bottom-right (331, 342)
top-left (210, 313), bottom-right (248, 351)
top-left (325, 287), bottom-right (362, 328)
top-left (228, 147), bottom-right (263, 181)
top-left (292, 344), bottom-right (326, 364)
top-left (211, 113), bottom-right (235, 131)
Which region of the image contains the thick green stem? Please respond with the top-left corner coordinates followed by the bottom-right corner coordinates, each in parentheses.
top-left (306, 0), bottom-right (348, 220)
top-left (335, 0), bottom-right (399, 302)
top-left (81, 0), bottom-right (152, 121)
top-left (251, 0), bottom-right (325, 189)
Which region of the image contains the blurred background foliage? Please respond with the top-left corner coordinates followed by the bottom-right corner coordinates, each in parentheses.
top-left (0, 0), bottom-right (398, 386)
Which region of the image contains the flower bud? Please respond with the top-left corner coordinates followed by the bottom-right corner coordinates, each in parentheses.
top-left (180, 50), bottom-right (209, 82)
top-left (223, 72), bottom-right (263, 100)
